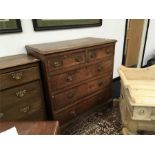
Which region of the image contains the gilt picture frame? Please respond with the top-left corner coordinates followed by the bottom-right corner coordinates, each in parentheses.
top-left (0, 19), bottom-right (22, 34)
top-left (32, 19), bottom-right (102, 31)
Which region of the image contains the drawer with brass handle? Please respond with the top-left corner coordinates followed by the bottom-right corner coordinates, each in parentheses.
top-left (49, 59), bottom-right (113, 91)
top-left (88, 45), bottom-right (114, 62)
top-left (16, 89), bottom-right (27, 98)
top-left (20, 106), bottom-right (30, 113)
top-left (47, 50), bottom-right (86, 71)
top-left (88, 76), bottom-right (111, 94)
top-left (49, 66), bottom-right (89, 91)
top-left (54, 106), bottom-right (78, 125)
top-left (11, 72), bottom-right (23, 80)
top-left (52, 83), bottom-right (88, 111)
top-left (1, 101), bottom-right (45, 121)
top-left (54, 88), bottom-right (111, 125)
top-left (0, 66), bottom-right (40, 91)
top-left (0, 54), bottom-right (46, 121)
top-left (77, 88), bottom-right (111, 115)
top-left (0, 81), bottom-right (46, 121)
top-left (0, 82), bottom-right (46, 121)
top-left (87, 59), bottom-right (113, 78)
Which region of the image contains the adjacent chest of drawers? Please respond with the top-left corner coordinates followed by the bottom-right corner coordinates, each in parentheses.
top-left (26, 37), bottom-right (116, 125)
top-left (0, 54), bottom-right (46, 121)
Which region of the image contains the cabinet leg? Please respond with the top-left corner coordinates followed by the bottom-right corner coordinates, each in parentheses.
top-left (122, 127), bottom-right (137, 135)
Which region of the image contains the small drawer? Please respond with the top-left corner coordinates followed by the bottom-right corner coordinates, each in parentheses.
top-left (88, 45), bottom-right (114, 62)
top-left (47, 50), bottom-right (86, 71)
top-left (52, 83), bottom-right (88, 111)
top-left (49, 66), bottom-right (89, 91)
top-left (0, 81), bottom-right (46, 121)
top-left (0, 66), bottom-right (40, 90)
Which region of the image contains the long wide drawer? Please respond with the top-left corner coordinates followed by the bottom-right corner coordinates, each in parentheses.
top-left (0, 81), bottom-right (46, 121)
top-left (52, 76), bottom-right (111, 111)
top-left (0, 66), bottom-right (40, 90)
top-left (49, 59), bottom-right (113, 91)
top-left (53, 88), bottom-right (111, 125)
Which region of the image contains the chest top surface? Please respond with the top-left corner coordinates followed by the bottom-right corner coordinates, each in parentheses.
top-left (25, 37), bottom-right (117, 55)
top-left (0, 54), bottom-right (39, 70)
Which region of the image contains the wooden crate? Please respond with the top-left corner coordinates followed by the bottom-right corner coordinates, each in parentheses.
top-left (118, 65), bottom-right (155, 134)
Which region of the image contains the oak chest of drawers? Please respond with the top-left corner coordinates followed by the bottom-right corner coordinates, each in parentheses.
top-left (0, 54), bottom-right (46, 121)
top-left (26, 37), bottom-right (116, 125)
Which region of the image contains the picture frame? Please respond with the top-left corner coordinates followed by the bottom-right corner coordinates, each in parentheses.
top-left (32, 19), bottom-right (102, 31)
top-left (0, 19), bottom-right (22, 34)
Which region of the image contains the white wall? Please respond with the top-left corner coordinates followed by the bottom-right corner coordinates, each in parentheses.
top-left (143, 19), bottom-right (155, 66)
top-left (0, 19), bottom-right (126, 78)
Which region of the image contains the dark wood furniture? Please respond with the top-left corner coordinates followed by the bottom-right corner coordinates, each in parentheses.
top-left (26, 37), bottom-right (116, 125)
top-left (0, 121), bottom-right (59, 135)
top-left (0, 54), bottom-right (46, 121)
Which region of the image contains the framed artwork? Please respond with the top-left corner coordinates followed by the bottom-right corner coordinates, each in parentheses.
top-left (32, 19), bottom-right (102, 31)
top-left (0, 19), bottom-right (22, 34)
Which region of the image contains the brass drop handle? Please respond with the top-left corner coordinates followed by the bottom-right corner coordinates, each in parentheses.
top-left (70, 110), bottom-right (76, 117)
top-left (74, 55), bottom-right (82, 62)
top-left (98, 82), bottom-right (103, 87)
top-left (20, 106), bottom-right (30, 113)
top-left (16, 89), bottom-right (26, 98)
top-left (97, 65), bottom-right (103, 72)
top-left (106, 48), bottom-right (112, 54)
top-left (11, 72), bottom-right (23, 80)
top-left (90, 51), bottom-right (96, 59)
top-left (67, 91), bottom-right (74, 99)
top-left (67, 74), bottom-right (73, 82)
top-left (53, 61), bottom-right (62, 67)
top-left (0, 112), bottom-right (4, 119)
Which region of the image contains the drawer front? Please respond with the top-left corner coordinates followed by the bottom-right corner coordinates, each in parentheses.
top-left (88, 76), bottom-right (111, 94)
top-left (52, 76), bottom-right (111, 111)
top-left (52, 83), bottom-right (88, 111)
top-left (54, 88), bottom-right (111, 125)
top-left (49, 66), bottom-right (89, 91)
top-left (88, 45), bottom-right (114, 62)
top-left (49, 59), bottom-right (113, 91)
top-left (77, 88), bottom-right (111, 114)
top-left (53, 103), bottom-right (78, 125)
top-left (47, 50), bottom-right (86, 71)
top-left (87, 59), bottom-right (113, 78)
top-left (0, 66), bottom-right (40, 90)
top-left (0, 81), bottom-right (46, 121)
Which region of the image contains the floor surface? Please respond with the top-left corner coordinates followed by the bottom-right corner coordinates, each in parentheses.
top-left (62, 101), bottom-right (122, 135)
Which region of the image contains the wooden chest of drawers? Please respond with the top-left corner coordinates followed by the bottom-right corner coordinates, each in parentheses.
top-left (0, 54), bottom-right (46, 121)
top-left (26, 37), bottom-right (116, 125)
